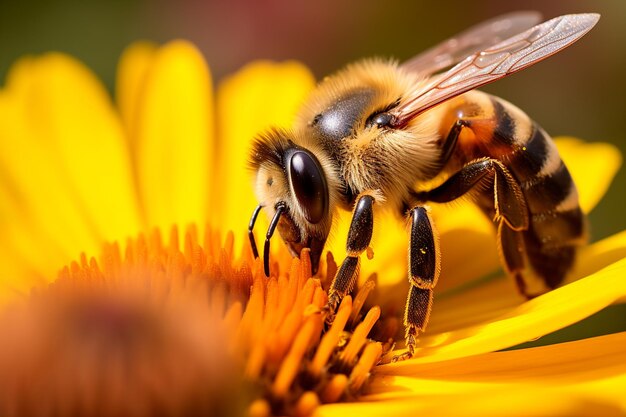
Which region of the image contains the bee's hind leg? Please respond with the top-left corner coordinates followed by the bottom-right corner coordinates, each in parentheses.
top-left (324, 192), bottom-right (376, 323)
top-left (414, 158), bottom-right (533, 296)
top-left (394, 206), bottom-right (439, 362)
top-left (414, 158), bottom-right (529, 231)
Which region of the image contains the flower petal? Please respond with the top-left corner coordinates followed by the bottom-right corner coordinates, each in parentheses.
top-left (134, 40), bottom-right (214, 230)
top-left (555, 137), bottom-right (622, 214)
top-left (378, 331), bottom-right (626, 382)
top-left (329, 204), bottom-right (499, 291)
top-left (318, 391), bottom-right (624, 417)
top-left (426, 229), bottom-right (626, 335)
top-left (571, 230), bottom-right (626, 302)
top-left (115, 41), bottom-right (158, 133)
top-left (318, 333), bottom-right (626, 417)
top-left (215, 61), bottom-right (315, 235)
top-left (0, 53), bottom-right (141, 280)
top-left (0, 182), bottom-right (64, 296)
top-left (409, 256), bottom-right (626, 363)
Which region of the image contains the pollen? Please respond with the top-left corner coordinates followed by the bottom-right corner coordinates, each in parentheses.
top-left (0, 225), bottom-right (385, 417)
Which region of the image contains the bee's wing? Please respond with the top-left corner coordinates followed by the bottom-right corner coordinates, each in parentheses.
top-left (401, 11), bottom-right (542, 76)
top-left (392, 13), bottom-right (600, 127)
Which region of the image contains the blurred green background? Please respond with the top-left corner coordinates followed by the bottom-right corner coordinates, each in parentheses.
top-left (1, 0), bottom-right (625, 341)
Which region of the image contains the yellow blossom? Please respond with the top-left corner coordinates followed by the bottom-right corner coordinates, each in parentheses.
top-left (0, 40), bottom-right (625, 416)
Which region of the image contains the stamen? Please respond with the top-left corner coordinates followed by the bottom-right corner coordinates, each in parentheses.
top-left (273, 315), bottom-right (323, 397)
top-left (0, 224), bottom-right (386, 417)
top-left (249, 399), bottom-right (271, 417)
top-left (349, 342), bottom-right (383, 392)
top-left (310, 296), bottom-right (353, 376)
top-left (350, 278), bottom-right (376, 327)
top-left (295, 392), bottom-right (320, 417)
top-left (320, 374), bottom-right (348, 403)
top-left (339, 306), bottom-right (381, 367)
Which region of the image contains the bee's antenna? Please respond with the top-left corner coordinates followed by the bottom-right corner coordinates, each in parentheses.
top-left (264, 203), bottom-right (286, 277)
top-left (248, 204), bottom-right (264, 259)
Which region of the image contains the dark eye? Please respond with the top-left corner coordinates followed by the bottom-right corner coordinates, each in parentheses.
top-left (366, 111), bottom-right (394, 129)
top-left (288, 151), bottom-right (328, 224)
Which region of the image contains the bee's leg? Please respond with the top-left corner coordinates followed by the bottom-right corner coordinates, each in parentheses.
top-left (497, 221), bottom-right (528, 295)
top-left (394, 206), bottom-right (439, 361)
top-left (325, 193), bottom-right (376, 322)
top-left (416, 158), bottom-right (528, 232)
top-left (414, 158), bottom-right (531, 294)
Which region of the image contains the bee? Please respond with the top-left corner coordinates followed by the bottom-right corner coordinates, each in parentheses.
top-left (248, 12), bottom-right (599, 359)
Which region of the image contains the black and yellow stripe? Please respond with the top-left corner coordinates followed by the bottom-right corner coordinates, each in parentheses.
top-left (491, 96), bottom-right (586, 290)
top-left (438, 91), bottom-right (586, 293)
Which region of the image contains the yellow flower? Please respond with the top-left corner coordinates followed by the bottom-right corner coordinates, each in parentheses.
top-left (0, 40), bottom-right (625, 416)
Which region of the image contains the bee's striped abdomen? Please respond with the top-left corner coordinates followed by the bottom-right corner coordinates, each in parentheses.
top-left (491, 97), bottom-right (586, 290)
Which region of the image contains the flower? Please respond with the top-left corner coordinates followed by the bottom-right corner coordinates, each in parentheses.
top-left (0, 40), bottom-right (625, 416)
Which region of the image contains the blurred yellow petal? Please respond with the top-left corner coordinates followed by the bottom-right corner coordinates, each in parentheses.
top-left (29, 54), bottom-right (142, 240)
top-left (134, 40), bottom-right (214, 230)
top-left (0, 58), bottom-right (97, 262)
top-left (0, 182), bottom-right (65, 294)
top-left (115, 41), bottom-right (158, 134)
top-left (409, 257), bottom-right (626, 363)
top-left (326, 210), bottom-right (408, 289)
top-left (330, 204), bottom-right (498, 291)
top-left (555, 137), bottom-right (622, 213)
top-left (216, 61), bottom-right (315, 235)
top-left (0, 54), bottom-right (141, 278)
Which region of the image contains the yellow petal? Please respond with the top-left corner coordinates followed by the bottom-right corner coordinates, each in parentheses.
top-left (329, 204), bottom-right (499, 292)
top-left (318, 391), bottom-right (625, 417)
top-left (571, 230), bottom-right (626, 283)
top-left (326, 210), bottom-right (407, 288)
top-left (378, 331), bottom-right (626, 383)
top-left (0, 182), bottom-right (65, 292)
top-left (115, 41), bottom-right (158, 134)
top-left (407, 256), bottom-right (626, 363)
top-left (555, 137), bottom-right (622, 214)
top-left (134, 40), bottom-right (214, 230)
top-left (426, 229), bottom-right (626, 335)
top-left (215, 60), bottom-right (315, 236)
top-left (318, 333), bottom-right (626, 416)
top-left (0, 53), bottom-right (141, 278)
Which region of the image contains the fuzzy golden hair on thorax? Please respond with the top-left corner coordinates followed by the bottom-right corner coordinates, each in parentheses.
top-left (293, 58), bottom-right (446, 211)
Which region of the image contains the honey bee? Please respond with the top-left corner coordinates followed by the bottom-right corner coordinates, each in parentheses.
top-left (248, 12), bottom-right (599, 359)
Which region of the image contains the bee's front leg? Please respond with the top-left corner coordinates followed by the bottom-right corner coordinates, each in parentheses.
top-left (394, 206), bottom-right (440, 361)
top-left (324, 192), bottom-right (376, 323)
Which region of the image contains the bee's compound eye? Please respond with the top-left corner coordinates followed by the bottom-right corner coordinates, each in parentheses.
top-left (366, 112), bottom-right (393, 129)
top-left (288, 151), bottom-right (328, 224)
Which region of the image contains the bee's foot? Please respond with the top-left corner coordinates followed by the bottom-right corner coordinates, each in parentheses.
top-left (322, 293), bottom-right (342, 326)
top-left (391, 327), bottom-right (417, 362)
top-left (391, 350), bottom-right (413, 362)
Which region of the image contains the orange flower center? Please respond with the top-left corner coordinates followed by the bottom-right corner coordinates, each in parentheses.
top-left (0, 225), bottom-right (387, 417)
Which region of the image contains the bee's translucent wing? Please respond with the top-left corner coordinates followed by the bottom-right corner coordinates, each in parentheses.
top-left (392, 14), bottom-right (600, 127)
top-left (402, 11), bottom-right (542, 76)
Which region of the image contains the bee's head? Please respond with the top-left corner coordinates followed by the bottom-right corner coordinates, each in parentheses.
top-left (249, 128), bottom-right (337, 276)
